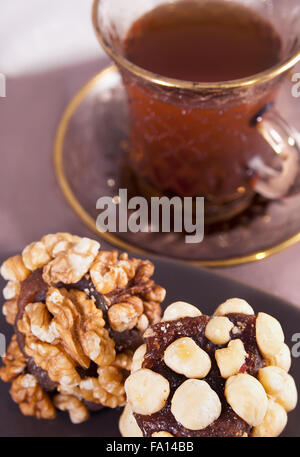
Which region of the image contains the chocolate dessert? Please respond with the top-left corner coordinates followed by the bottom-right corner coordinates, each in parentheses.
top-left (120, 299), bottom-right (297, 437)
top-left (0, 233), bottom-right (165, 423)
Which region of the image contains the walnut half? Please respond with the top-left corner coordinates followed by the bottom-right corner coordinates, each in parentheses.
top-left (80, 365), bottom-right (126, 408)
top-left (10, 374), bottom-right (56, 420)
top-left (108, 296), bottom-right (144, 332)
top-left (54, 394), bottom-right (89, 424)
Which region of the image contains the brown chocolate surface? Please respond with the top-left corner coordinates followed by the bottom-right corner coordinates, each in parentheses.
top-left (135, 314), bottom-right (264, 437)
top-left (16, 268), bottom-right (48, 325)
top-left (58, 271), bottom-right (145, 352)
top-left (26, 357), bottom-right (58, 392)
top-left (14, 269), bottom-right (56, 392)
top-left (109, 328), bottom-right (144, 353)
top-left (56, 275), bottom-right (109, 317)
top-left (15, 269), bottom-right (143, 355)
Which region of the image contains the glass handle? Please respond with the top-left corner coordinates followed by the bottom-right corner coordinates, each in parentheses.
top-left (249, 109), bottom-right (300, 199)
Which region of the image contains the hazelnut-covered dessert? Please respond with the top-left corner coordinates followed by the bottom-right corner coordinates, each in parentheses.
top-left (120, 299), bottom-right (297, 437)
top-left (0, 233), bottom-right (165, 423)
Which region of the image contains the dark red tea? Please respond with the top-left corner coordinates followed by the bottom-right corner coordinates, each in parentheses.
top-left (122, 0), bottom-right (282, 205)
top-left (124, 0), bottom-right (281, 82)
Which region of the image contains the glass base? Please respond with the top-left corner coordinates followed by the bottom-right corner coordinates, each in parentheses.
top-left (124, 167), bottom-right (256, 225)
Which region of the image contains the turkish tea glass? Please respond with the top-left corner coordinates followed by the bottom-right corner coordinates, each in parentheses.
top-left (93, 0), bottom-right (300, 223)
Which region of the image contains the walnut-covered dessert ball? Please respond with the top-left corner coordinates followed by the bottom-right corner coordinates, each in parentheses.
top-left (0, 233), bottom-right (165, 423)
top-left (120, 299), bottom-right (297, 437)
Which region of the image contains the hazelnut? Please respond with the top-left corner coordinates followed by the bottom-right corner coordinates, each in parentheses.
top-left (131, 344), bottom-right (147, 373)
top-left (215, 339), bottom-right (247, 379)
top-left (119, 404), bottom-right (143, 437)
top-left (125, 369), bottom-right (170, 415)
top-left (164, 337), bottom-right (211, 379)
top-left (265, 343), bottom-right (291, 372)
top-left (258, 366), bottom-right (297, 412)
top-left (205, 316), bottom-right (234, 345)
top-left (171, 379), bottom-right (221, 430)
top-left (137, 314), bottom-right (149, 333)
top-left (162, 302), bottom-right (201, 321)
top-left (251, 398), bottom-right (287, 437)
top-left (152, 431), bottom-right (174, 437)
top-left (108, 298), bottom-right (142, 332)
top-left (143, 328), bottom-right (155, 339)
top-left (225, 373), bottom-right (268, 426)
top-left (256, 313), bottom-right (284, 359)
top-left (214, 298), bottom-right (254, 316)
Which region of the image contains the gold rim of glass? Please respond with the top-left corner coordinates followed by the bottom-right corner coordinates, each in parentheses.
top-left (53, 65), bottom-right (300, 268)
top-left (92, 0), bottom-right (300, 91)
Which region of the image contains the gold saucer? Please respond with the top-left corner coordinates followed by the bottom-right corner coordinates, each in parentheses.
top-left (54, 65), bottom-right (300, 267)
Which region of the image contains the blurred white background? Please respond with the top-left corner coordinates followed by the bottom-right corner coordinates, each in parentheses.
top-left (0, 0), bottom-right (109, 254)
top-left (0, 0), bottom-right (104, 75)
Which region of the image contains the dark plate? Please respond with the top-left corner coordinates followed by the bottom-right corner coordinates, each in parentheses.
top-left (0, 254), bottom-right (299, 437)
